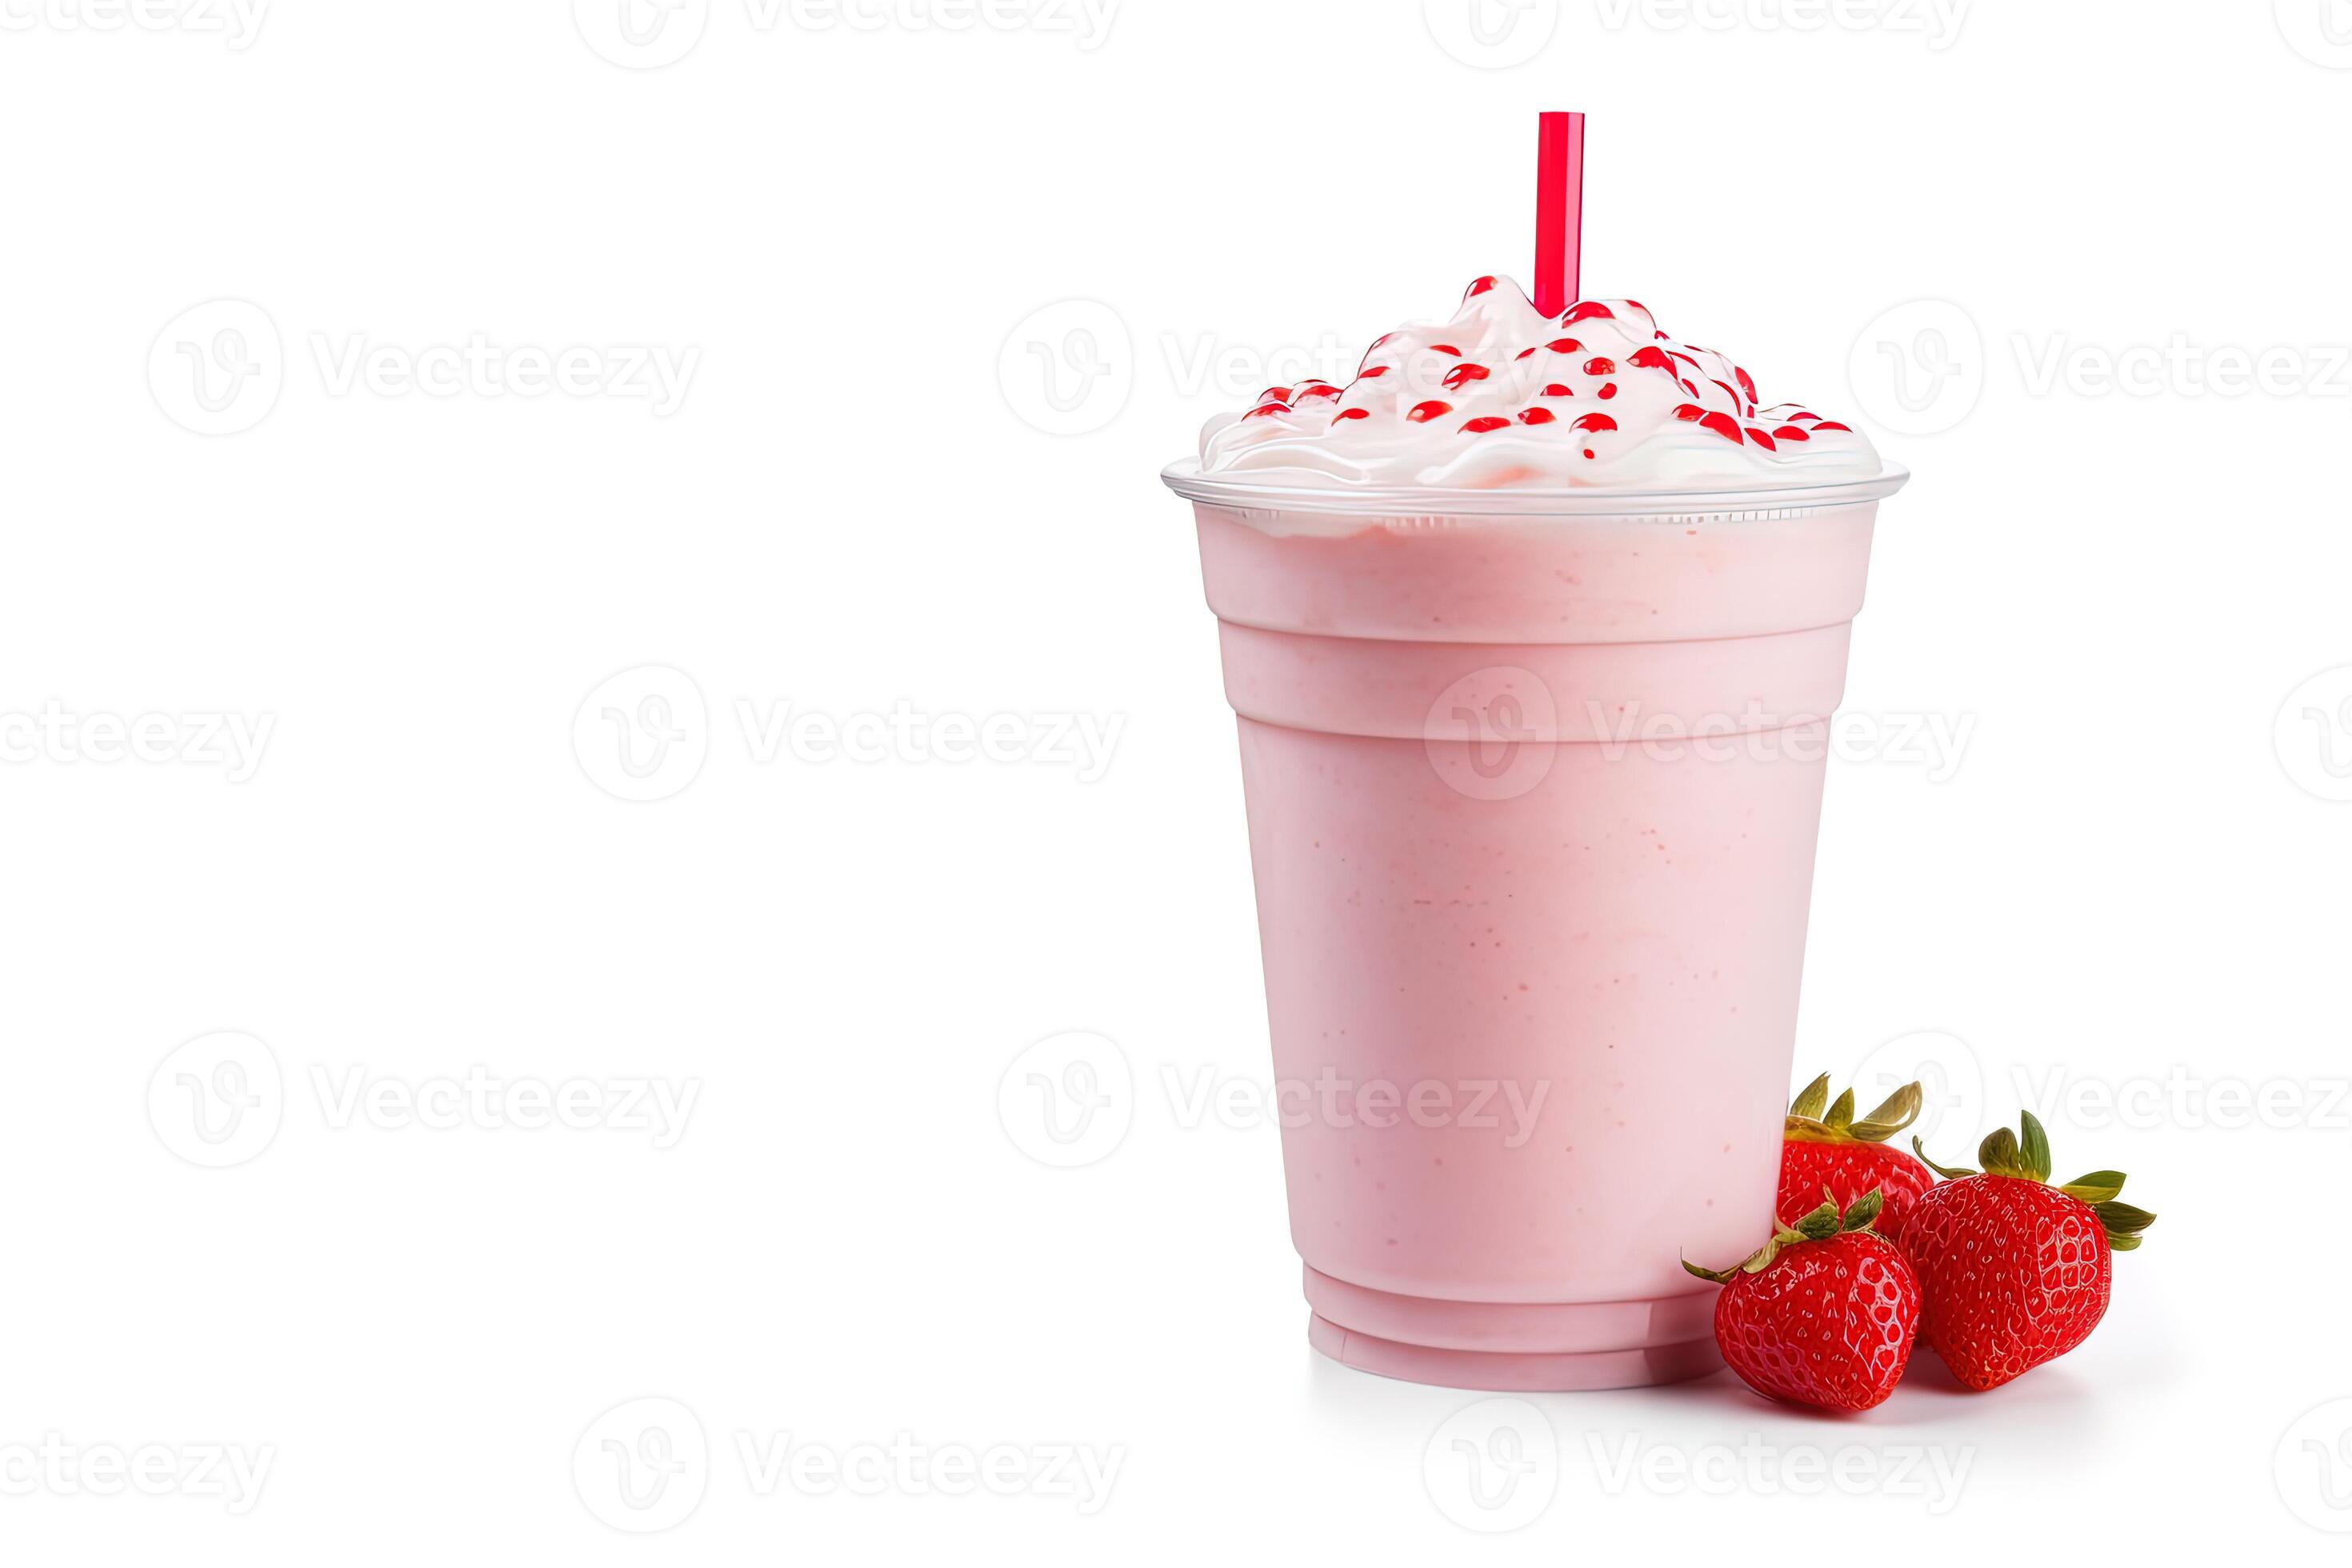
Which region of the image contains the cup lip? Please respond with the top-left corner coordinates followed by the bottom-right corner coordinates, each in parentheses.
top-left (1160, 459), bottom-right (1910, 518)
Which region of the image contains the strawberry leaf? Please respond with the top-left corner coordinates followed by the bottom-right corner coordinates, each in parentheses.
top-left (1978, 1125), bottom-right (2025, 1178)
top-left (1822, 1089), bottom-right (1856, 1136)
top-left (2094, 1200), bottom-right (2155, 1251)
top-left (1789, 1073), bottom-right (1831, 1122)
top-left (2095, 1201), bottom-right (2156, 1235)
top-left (1913, 1135), bottom-right (1977, 1181)
top-left (2059, 1170), bottom-right (2126, 1203)
top-left (1850, 1082), bottom-right (1923, 1143)
top-left (2019, 1111), bottom-right (2054, 1182)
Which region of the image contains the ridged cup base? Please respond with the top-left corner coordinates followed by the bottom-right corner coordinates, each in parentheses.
top-left (1303, 1268), bottom-right (1723, 1392)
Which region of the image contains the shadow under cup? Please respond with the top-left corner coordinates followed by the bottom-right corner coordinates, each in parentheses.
top-left (1166, 462), bottom-right (1909, 1392)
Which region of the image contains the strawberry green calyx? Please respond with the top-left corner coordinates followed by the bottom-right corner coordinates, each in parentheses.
top-left (1682, 1188), bottom-right (1886, 1284)
top-left (2094, 1202), bottom-right (2158, 1252)
top-left (1913, 1110), bottom-right (2157, 1250)
top-left (1786, 1073), bottom-right (1923, 1146)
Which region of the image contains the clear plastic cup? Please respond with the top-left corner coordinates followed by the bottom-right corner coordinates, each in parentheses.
top-left (1165, 460), bottom-right (1909, 1390)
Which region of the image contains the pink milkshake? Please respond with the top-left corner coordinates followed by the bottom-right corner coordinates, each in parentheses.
top-left (1166, 281), bottom-right (1906, 1390)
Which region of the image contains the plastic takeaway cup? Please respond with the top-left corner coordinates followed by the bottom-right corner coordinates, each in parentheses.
top-left (1163, 462), bottom-right (1909, 1391)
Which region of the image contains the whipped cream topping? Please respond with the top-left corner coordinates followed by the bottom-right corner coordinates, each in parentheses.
top-left (1197, 278), bottom-right (1878, 490)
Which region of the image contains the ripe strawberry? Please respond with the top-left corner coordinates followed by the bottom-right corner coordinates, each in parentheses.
top-left (1778, 1074), bottom-right (1938, 1241)
top-left (1902, 1112), bottom-right (2155, 1391)
top-left (1683, 1190), bottom-right (1921, 1413)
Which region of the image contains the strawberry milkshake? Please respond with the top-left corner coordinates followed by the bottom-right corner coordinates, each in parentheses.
top-left (1165, 278), bottom-right (1906, 1390)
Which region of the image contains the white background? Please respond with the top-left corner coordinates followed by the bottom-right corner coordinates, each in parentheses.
top-left (4, 0), bottom-right (2350, 1559)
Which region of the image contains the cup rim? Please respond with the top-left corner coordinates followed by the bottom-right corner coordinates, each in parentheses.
top-left (1160, 459), bottom-right (1910, 518)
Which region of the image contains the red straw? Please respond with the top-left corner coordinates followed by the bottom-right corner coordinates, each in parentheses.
top-left (1533, 111), bottom-right (1586, 318)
